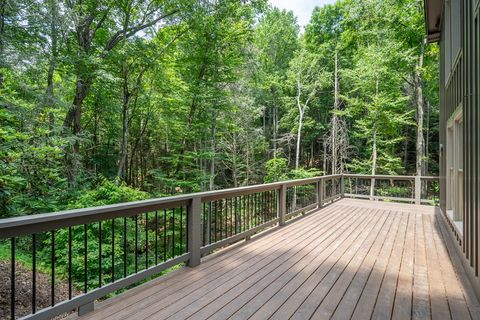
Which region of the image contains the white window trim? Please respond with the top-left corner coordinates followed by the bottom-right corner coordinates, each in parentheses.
top-left (446, 105), bottom-right (463, 228)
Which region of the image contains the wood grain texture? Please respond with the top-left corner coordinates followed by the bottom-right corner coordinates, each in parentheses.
top-left (79, 199), bottom-right (480, 320)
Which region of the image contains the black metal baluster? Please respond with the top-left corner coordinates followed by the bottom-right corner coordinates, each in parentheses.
top-left (253, 193), bottom-right (261, 226)
top-left (155, 211), bottom-right (158, 265)
top-left (171, 209), bottom-right (175, 258)
top-left (123, 217), bottom-right (127, 278)
top-left (186, 205), bottom-right (189, 252)
top-left (202, 203), bottom-right (206, 245)
top-left (260, 192), bottom-right (264, 222)
top-left (219, 199), bottom-right (227, 240)
top-left (266, 191), bottom-right (270, 221)
top-left (51, 230), bottom-right (55, 306)
top-left (218, 200), bottom-right (221, 241)
top-left (68, 227), bottom-right (72, 299)
top-left (223, 200), bottom-right (227, 239)
top-left (11, 237), bottom-right (15, 320)
top-left (235, 197), bottom-right (242, 233)
top-left (255, 194), bottom-right (258, 226)
top-left (146, 212), bottom-right (149, 269)
top-left (230, 198), bottom-right (233, 236)
top-left (267, 191), bottom-right (271, 221)
top-left (163, 209), bottom-right (167, 261)
top-left (271, 190), bottom-right (274, 219)
top-left (248, 195), bottom-right (251, 228)
top-left (258, 192), bottom-right (262, 223)
top-left (209, 202), bottom-right (212, 245)
top-left (268, 191), bottom-right (272, 220)
top-left (32, 234), bottom-right (37, 313)
top-left (135, 215), bottom-right (138, 273)
top-left (248, 194), bottom-right (255, 228)
top-left (244, 196), bottom-right (248, 230)
top-left (262, 192), bottom-right (265, 223)
top-left (112, 219), bottom-right (115, 283)
top-left (180, 207), bottom-right (183, 254)
top-left (99, 221), bottom-right (102, 287)
top-left (234, 198), bottom-right (237, 234)
top-left (84, 224), bottom-right (88, 293)
top-left (214, 201), bottom-right (218, 242)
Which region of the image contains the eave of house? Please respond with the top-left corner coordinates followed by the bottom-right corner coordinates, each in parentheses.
top-left (424, 0), bottom-right (444, 43)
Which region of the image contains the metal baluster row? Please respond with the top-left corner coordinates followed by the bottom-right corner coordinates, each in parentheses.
top-left (201, 191), bottom-right (278, 246)
top-left (6, 206), bottom-right (187, 319)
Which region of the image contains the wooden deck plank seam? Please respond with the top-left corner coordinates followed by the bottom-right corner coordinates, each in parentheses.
top-left (267, 209), bottom-right (385, 319)
top-left (157, 207), bottom-right (375, 320)
top-left (244, 207), bottom-right (380, 320)
top-left (186, 206), bottom-right (377, 319)
top-left (330, 210), bottom-right (402, 320)
top-left (225, 207), bottom-right (376, 320)
top-left (308, 209), bottom-right (395, 319)
top-left (350, 212), bottom-right (407, 320)
top-left (94, 203), bottom-right (351, 320)
top-left (133, 206), bottom-right (368, 319)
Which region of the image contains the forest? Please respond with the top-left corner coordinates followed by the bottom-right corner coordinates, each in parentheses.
top-left (0, 0), bottom-right (439, 218)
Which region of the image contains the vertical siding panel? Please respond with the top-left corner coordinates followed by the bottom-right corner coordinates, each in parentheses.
top-left (475, 12), bottom-right (479, 277)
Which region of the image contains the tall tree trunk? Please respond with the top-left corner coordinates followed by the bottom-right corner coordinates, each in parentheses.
top-left (273, 104), bottom-right (278, 158)
top-left (117, 67), bottom-right (130, 181)
top-left (45, 0), bottom-right (58, 132)
top-left (232, 134), bottom-right (238, 188)
top-left (63, 76), bottom-right (92, 147)
top-left (0, 0), bottom-right (6, 87)
top-left (425, 100), bottom-right (431, 175)
top-left (295, 80), bottom-right (305, 171)
top-left (323, 140), bottom-right (327, 175)
top-left (209, 112), bottom-right (216, 191)
top-left (331, 50), bottom-right (340, 175)
top-left (46, 0), bottom-right (57, 101)
top-left (415, 39), bottom-right (426, 177)
top-left (295, 110), bottom-right (304, 171)
top-left (370, 74), bottom-right (380, 198)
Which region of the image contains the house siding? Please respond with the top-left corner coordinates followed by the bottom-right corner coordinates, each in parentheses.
top-left (439, 0), bottom-right (480, 298)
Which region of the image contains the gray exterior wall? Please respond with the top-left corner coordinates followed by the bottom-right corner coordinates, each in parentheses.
top-left (438, 0), bottom-right (480, 298)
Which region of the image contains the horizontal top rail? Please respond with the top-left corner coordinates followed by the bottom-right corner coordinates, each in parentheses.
top-left (343, 174), bottom-right (439, 181)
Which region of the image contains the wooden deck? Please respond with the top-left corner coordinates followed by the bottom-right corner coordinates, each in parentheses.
top-left (79, 199), bottom-right (480, 320)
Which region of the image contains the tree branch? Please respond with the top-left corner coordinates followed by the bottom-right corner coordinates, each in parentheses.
top-left (104, 10), bottom-right (179, 53)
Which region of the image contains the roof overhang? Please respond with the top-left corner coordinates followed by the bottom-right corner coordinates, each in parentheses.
top-left (424, 0), bottom-right (444, 43)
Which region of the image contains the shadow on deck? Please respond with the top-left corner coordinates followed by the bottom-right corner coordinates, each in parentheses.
top-left (77, 199), bottom-right (480, 320)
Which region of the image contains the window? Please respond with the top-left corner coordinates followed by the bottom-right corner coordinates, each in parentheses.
top-left (446, 106), bottom-right (463, 232)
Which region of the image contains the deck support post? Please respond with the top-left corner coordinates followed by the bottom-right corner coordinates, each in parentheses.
top-left (278, 184), bottom-right (287, 226)
top-left (415, 175), bottom-right (421, 205)
top-left (317, 179), bottom-right (324, 208)
top-left (78, 301), bottom-right (94, 316)
top-left (187, 197), bottom-right (202, 267)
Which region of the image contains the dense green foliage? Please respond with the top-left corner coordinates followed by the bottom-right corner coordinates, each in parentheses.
top-left (0, 0), bottom-right (438, 219)
top-left (0, 0), bottom-right (439, 312)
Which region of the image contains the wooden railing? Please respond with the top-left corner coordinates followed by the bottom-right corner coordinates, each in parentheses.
top-left (0, 174), bottom-right (438, 319)
top-left (343, 174), bottom-right (440, 205)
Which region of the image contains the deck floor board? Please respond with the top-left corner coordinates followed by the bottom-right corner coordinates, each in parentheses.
top-left (80, 199), bottom-right (480, 320)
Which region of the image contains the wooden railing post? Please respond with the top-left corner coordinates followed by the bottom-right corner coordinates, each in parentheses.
top-left (340, 175), bottom-right (345, 198)
top-left (317, 179), bottom-right (324, 208)
top-left (78, 301), bottom-right (94, 316)
top-left (278, 184), bottom-right (286, 226)
top-left (187, 197), bottom-right (202, 267)
top-left (415, 176), bottom-right (421, 205)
